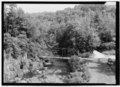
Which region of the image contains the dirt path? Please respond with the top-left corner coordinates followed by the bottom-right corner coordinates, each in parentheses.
top-left (88, 61), bottom-right (115, 84)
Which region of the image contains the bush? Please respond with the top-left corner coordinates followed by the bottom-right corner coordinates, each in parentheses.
top-left (67, 55), bottom-right (90, 83)
top-left (68, 55), bottom-right (88, 72)
top-left (4, 58), bottom-right (23, 82)
top-left (63, 71), bottom-right (88, 83)
top-left (99, 42), bottom-right (115, 51)
top-left (68, 71), bottom-right (90, 83)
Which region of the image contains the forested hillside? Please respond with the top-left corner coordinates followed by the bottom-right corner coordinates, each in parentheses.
top-left (3, 4), bottom-right (116, 83)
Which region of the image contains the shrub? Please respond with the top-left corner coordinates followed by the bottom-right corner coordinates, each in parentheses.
top-left (68, 55), bottom-right (87, 72)
top-left (4, 58), bottom-right (22, 82)
top-left (99, 42), bottom-right (115, 51)
top-left (67, 55), bottom-right (90, 83)
top-left (66, 71), bottom-right (90, 83)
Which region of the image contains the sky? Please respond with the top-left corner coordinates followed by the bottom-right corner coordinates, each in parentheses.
top-left (17, 4), bottom-right (76, 13)
top-left (17, 2), bottom-right (116, 13)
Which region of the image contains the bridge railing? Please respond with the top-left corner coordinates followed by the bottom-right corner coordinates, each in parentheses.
top-left (52, 48), bottom-right (77, 56)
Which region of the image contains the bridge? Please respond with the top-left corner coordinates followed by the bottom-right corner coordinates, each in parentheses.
top-left (39, 56), bottom-right (114, 62)
top-left (40, 48), bottom-right (115, 62)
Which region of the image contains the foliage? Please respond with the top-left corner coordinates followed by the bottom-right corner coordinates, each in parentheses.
top-left (66, 55), bottom-right (90, 83)
top-left (4, 4), bottom-right (27, 37)
top-left (99, 42), bottom-right (115, 51)
top-left (66, 71), bottom-right (90, 83)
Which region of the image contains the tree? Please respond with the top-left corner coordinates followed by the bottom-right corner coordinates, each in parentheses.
top-left (4, 4), bottom-right (27, 37)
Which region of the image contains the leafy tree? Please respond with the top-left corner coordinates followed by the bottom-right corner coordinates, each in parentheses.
top-left (4, 4), bottom-right (27, 37)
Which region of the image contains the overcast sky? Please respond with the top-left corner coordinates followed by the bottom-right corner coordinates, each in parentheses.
top-left (17, 4), bottom-right (76, 13)
top-left (17, 2), bottom-right (116, 13)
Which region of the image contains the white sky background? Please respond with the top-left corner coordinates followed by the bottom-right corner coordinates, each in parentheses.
top-left (17, 4), bottom-right (76, 13)
top-left (17, 2), bottom-right (116, 13)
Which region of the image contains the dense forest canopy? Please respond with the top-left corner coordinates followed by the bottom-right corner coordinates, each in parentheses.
top-left (4, 4), bottom-right (116, 57)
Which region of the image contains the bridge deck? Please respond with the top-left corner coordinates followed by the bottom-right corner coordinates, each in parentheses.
top-left (40, 56), bottom-right (70, 59)
top-left (39, 56), bottom-right (107, 62)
